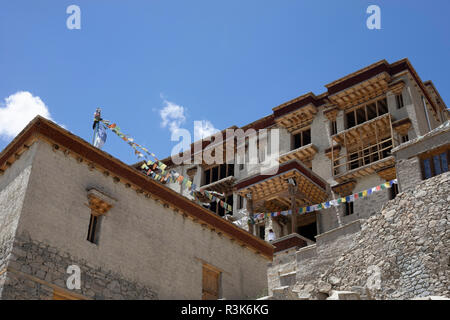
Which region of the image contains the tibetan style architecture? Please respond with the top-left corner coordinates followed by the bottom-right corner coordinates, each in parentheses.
top-left (159, 58), bottom-right (448, 253)
top-left (0, 117), bottom-right (272, 300)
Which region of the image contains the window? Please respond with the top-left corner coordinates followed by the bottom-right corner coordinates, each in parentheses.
top-left (366, 103), bottom-right (377, 121)
top-left (203, 164), bottom-right (234, 186)
top-left (330, 120), bottom-right (337, 135)
top-left (212, 166), bottom-right (219, 182)
top-left (400, 134), bottom-right (409, 143)
top-left (257, 224), bottom-right (265, 240)
top-left (344, 202), bottom-right (354, 216)
top-left (349, 152), bottom-right (359, 170)
top-left (421, 149), bottom-right (450, 180)
top-left (346, 111), bottom-right (356, 129)
top-left (87, 214), bottom-right (102, 244)
top-left (202, 264), bottom-right (221, 300)
top-left (238, 195), bottom-right (244, 209)
top-left (390, 183), bottom-right (399, 200)
top-left (396, 93), bottom-right (404, 109)
top-left (292, 128), bottom-right (311, 150)
top-left (377, 98), bottom-right (388, 115)
top-left (239, 163), bottom-right (244, 171)
top-left (345, 97), bottom-right (388, 129)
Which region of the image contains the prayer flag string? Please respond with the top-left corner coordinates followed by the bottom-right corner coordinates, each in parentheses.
top-left (249, 179), bottom-right (398, 224)
top-left (98, 119), bottom-right (233, 213)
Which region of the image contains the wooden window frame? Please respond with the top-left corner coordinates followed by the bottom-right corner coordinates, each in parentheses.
top-left (330, 120), bottom-right (338, 136)
top-left (344, 201), bottom-right (354, 216)
top-left (400, 134), bottom-right (409, 143)
top-left (87, 214), bottom-right (102, 244)
top-left (396, 93), bottom-right (404, 109)
top-left (202, 164), bottom-right (234, 186)
top-left (345, 96), bottom-right (388, 129)
top-left (291, 127), bottom-right (311, 150)
top-left (202, 263), bottom-right (222, 300)
top-left (419, 146), bottom-right (450, 180)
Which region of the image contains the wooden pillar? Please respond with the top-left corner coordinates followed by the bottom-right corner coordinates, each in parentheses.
top-left (389, 114), bottom-right (395, 148)
top-left (246, 193), bottom-right (254, 235)
top-left (289, 182), bottom-right (298, 235)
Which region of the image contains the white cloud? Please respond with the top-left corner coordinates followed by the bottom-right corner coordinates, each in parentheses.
top-left (194, 120), bottom-right (219, 139)
top-left (158, 97), bottom-right (219, 140)
top-left (0, 91), bottom-right (54, 140)
top-left (159, 99), bottom-right (186, 134)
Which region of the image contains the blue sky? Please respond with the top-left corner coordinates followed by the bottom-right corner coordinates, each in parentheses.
top-left (1, 0), bottom-right (449, 164)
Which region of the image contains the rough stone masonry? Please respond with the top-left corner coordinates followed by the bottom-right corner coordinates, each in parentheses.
top-left (271, 171), bottom-right (449, 300)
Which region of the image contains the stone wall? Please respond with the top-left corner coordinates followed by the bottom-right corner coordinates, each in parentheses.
top-left (395, 157), bottom-right (423, 192)
top-left (0, 144), bottom-right (36, 297)
top-left (267, 220), bottom-right (361, 297)
top-left (267, 171), bottom-right (449, 300)
top-left (297, 171), bottom-right (449, 299)
top-left (2, 233), bottom-right (156, 300)
top-left (1, 140), bottom-right (269, 300)
top-left (320, 171), bottom-right (449, 299)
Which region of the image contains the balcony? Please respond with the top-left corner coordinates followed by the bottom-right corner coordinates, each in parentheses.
top-left (330, 113), bottom-right (398, 183)
top-left (278, 143), bottom-right (318, 166)
top-left (235, 160), bottom-right (329, 213)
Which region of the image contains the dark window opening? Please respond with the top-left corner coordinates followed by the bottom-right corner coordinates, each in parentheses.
top-left (227, 164), bottom-right (234, 177)
top-left (390, 183), bottom-right (399, 200)
top-left (292, 128), bottom-right (311, 150)
top-left (225, 195), bottom-right (233, 215)
top-left (371, 145), bottom-right (380, 162)
top-left (377, 98), bottom-right (388, 115)
top-left (349, 152), bottom-right (359, 170)
top-left (366, 103), bottom-right (377, 120)
top-left (210, 201), bottom-right (217, 214)
top-left (356, 107), bottom-right (366, 124)
top-left (219, 164), bottom-right (226, 179)
top-left (363, 148), bottom-right (370, 165)
top-left (87, 214), bottom-right (101, 244)
top-left (212, 166), bottom-right (219, 182)
top-left (297, 221), bottom-right (317, 242)
top-left (396, 94), bottom-right (404, 109)
top-left (258, 225), bottom-right (265, 240)
top-left (303, 129), bottom-right (311, 145)
top-left (346, 111), bottom-right (356, 129)
top-left (204, 170), bottom-right (211, 185)
top-left (330, 120), bottom-right (337, 135)
top-left (344, 202), bottom-right (354, 216)
top-left (401, 134), bottom-right (409, 143)
top-left (293, 133), bottom-right (302, 149)
top-left (381, 141), bottom-right (392, 158)
top-left (217, 203), bottom-right (225, 216)
top-left (238, 195), bottom-right (243, 209)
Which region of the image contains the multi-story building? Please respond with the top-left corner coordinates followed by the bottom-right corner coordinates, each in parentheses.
top-left (0, 117), bottom-right (272, 300)
top-left (158, 58), bottom-right (448, 250)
